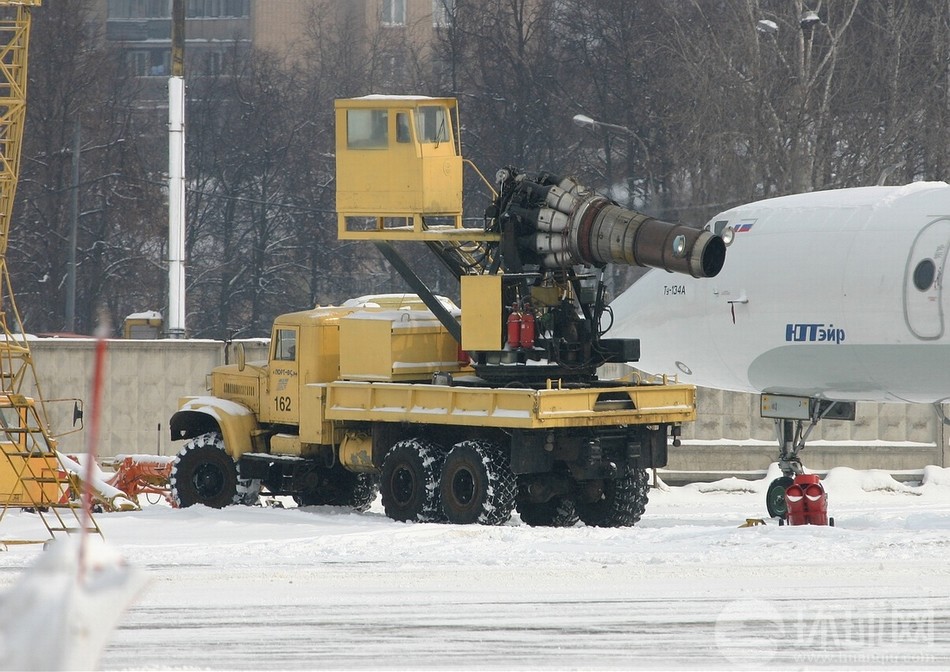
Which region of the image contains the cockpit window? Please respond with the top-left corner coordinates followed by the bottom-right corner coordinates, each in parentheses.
top-left (913, 259), bottom-right (936, 291)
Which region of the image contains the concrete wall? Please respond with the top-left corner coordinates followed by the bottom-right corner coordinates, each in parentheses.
top-left (21, 341), bottom-right (950, 470)
top-left (674, 387), bottom-right (946, 472)
top-left (599, 363), bottom-right (947, 472)
top-left (25, 339), bottom-right (269, 459)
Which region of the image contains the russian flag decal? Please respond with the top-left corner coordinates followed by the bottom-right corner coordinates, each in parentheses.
top-left (734, 220), bottom-right (756, 233)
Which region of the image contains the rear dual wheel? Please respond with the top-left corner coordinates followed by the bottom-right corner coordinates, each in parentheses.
top-left (516, 495), bottom-right (579, 528)
top-left (380, 439), bottom-right (445, 522)
top-left (380, 438), bottom-right (517, 526)
top-left (440, 440), bottom-right (516, 526)
top-left (575, 468), bottom-right (650, 528)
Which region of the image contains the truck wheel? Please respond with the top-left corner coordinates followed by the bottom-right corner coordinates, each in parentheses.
top-left (295, 465), bottom-right (380, 512)
top-left (516, 496), bottom-right (579, 527)
top-left (235, 463), bottom-right (261, 506)
top-left (575, 468), bottom-right (649, 528)
top-left (380, 439), bottom-right (444, 522)
top-left (440, 440), bottom-right (516, 525)
top-left (171, 432), bottom-right (238, 509)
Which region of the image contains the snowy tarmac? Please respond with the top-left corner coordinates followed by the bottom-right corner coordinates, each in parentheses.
top-left (1, 465), bottom-right (949, 670)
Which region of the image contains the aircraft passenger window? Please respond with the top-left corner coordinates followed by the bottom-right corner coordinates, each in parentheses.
top-left (913, 259), bottom-right (936, 291)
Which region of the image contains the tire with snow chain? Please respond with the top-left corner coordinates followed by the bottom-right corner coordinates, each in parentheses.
top-left (575, 468), bottom-right (649, 528)
top-left (235, 462), bottom-right (262, 506)
top-left (516, 495), bottom-right (579, 528)
top-left (294, 464), bottom-right (380, 512)
top-left (380, 439), bottom-right (445, 522)
top-left (440, 440), bottom-right (516, 526)
top-left (171, 432), bottom-right (239, 509)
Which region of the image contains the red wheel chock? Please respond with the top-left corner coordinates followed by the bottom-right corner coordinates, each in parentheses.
top-left (783, 474), bottom-right (833, 526)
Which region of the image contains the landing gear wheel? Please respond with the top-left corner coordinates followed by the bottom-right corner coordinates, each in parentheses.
top-left (380, 439), bottom-right (445, 522)
top-left (766, 476), bottom-right (794, 519)
top-left (171, 432), bottom-right (238, 508)
top-left (516, 495), bottom-right (579, 528)
top-left (294, 464), bottom-right (379, 512)
top-left (575, 468), bottom-right (649, 528)
top-left (440, 440), bottom-right (516, 525)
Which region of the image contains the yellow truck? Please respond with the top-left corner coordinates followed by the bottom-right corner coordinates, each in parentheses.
top-left (168, 96), bottom-right (727, 527)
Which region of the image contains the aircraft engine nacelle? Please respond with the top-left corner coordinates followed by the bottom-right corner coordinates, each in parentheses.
top-left (495, 170), bottom-right (726, 278)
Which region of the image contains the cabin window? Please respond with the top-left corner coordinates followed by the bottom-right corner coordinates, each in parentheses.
top-left (415, 106), bottom-right (449, 144)
top-left (274, 329), bottom-right (297, 361)
top-left (396, 112), bottom-right (411, 143)
top-left (347, 109), bottom-right (389, 149)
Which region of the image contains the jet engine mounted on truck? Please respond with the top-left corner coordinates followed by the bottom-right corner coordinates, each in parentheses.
top-left (168, 96), bottom-right (727, 527)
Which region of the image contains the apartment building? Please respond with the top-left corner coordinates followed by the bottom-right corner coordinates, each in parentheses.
top-left (97, 1), bottom-right (454, 81)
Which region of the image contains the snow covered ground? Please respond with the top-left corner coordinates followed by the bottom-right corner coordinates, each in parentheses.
top-left (1, 465), bottom-right (949, 670)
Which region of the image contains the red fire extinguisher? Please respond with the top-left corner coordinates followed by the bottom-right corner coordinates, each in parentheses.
top-left (506, 308), bottom-right (522, 349)
top-left (520, 304), bottom-right (536, 349)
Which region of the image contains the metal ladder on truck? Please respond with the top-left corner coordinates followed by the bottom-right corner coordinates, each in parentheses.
top-left (0, 2), bottom-right (100, 545)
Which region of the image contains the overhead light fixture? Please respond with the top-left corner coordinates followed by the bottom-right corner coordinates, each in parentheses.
top-left (800, 10), bottom-right (820, 29)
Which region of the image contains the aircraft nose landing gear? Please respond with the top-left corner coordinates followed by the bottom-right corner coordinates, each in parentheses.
top-left (760, 395), bottom-right (854, 524)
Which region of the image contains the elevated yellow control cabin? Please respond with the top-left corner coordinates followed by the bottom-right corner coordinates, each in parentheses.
top-left (335, 95), bottom-right (495, 241)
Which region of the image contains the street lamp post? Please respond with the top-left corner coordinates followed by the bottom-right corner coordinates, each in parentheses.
top-left (572, 112), bottom-right (642, 208)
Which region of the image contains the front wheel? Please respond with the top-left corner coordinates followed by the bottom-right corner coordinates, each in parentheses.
top-left (440, 440), bottom-right (516, 525)
top-left (575, 468), bottom-right (649, 528)
top-left (171, 432), bottom-right (238, 508)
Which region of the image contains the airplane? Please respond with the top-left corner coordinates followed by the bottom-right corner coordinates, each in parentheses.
top-left (610, 180), bottom-right (950, 516)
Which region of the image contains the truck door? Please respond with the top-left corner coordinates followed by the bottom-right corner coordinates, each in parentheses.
top-left (268, 326), bottom-right (299, 424)
top-left (904, 217), bottom-right (950, 340)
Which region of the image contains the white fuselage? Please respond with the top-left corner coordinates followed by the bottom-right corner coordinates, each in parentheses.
top-left (611, 181), bottom-right (950, 403)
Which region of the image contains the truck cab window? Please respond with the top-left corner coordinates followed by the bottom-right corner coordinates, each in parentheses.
top-left (274, 329), bottom-right (296, 361)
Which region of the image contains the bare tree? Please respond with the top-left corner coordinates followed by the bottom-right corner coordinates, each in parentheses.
top-left (14, 0), bottom-right (165, 335)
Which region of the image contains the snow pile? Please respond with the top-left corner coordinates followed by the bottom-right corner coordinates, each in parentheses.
top-left (822, 466), bottom-right (919, 499)
top-left (921, 465), bottom-right (950, 487)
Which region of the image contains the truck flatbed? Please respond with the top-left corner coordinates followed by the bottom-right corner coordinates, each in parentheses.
top-left (323, 379), bottom-right (696, 429)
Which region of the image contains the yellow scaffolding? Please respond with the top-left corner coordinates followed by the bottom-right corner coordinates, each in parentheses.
top-left (0, 2), bottom-right (100, 544)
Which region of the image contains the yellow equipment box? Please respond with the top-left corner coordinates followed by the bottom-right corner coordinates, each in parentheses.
top-left (339, 309), bottom-right (470, 382)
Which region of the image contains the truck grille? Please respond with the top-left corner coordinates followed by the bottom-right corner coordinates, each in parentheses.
top-left (223, 382), bottom-right (256, 397)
